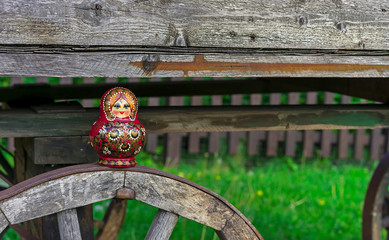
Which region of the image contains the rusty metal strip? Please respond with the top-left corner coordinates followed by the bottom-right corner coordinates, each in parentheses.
top-left (131, 55), bottom-right (389, 76)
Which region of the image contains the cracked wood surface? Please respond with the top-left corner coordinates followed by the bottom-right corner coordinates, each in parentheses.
top-left (0, 0), bottom-right (388, 49)
top-left (0, 48), bottom-right (388, 78)
top-left (0, 164), bottom-right (262, 240)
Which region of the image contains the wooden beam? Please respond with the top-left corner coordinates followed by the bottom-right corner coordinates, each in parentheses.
top-left (1, 105), bottom-right (389, 138)
top-left (0, 0), bottom-right (387, 50)
top-left (0, 48), bottom-right (388, 78)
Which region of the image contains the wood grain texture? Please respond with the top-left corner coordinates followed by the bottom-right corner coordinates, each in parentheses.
top-left (1, 105), bottom-right (389, 138)
top-left (0, 211), bottom-right (9, 234)
top-left (0, 171), bottom-right (124, 224)
top-left (124, 171), bottom-right (234, 230)
top-left (57, 209), bottom-right (82, 240)
top-left (216, 213), bottom-right (261, 240)
top-left (145, 209), bottom-right (179, 240)
top-left (0, 0), bottom-right (388, 49)
top-left (0, 49), bottom-right (388, 78)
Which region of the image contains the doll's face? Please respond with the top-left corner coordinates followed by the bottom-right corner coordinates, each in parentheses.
top-left (112, 99), bottom-right (131, 118)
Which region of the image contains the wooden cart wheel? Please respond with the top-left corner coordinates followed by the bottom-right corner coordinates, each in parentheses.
top-left (0, 164), bottom-right (263, 240)
top-left (363, 153), bottom-right (389, 240)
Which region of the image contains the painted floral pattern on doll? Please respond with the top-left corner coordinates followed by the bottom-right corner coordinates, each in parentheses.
top-left (90, 87), bottom-right (146, 167)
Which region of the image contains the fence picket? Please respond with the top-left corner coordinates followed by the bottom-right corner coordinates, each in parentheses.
top-left (165, 79), bottom-right (184, 167)
top-left (247, 94), bottom-right (263, 155)
top-left (228, 94), bottom-right (243, 155)
top-left (320, 92), bottom-right (334, 157)
top-left (146, 78), bottom-right (162, 153)
top-left (208, 94), bottom-right (223, 154)
top-left (338, 95), bottom-right (351, 159)
top-left (266, 93), bottom-right (282, 157)
top-left (188, 79), bottom-right (204, 154)
top-left (285, 93), bottom-right (299, 157)
top-left (302, 92), bottom-right (318, 158)
top-left (81, 78), bottom-right (95, 108)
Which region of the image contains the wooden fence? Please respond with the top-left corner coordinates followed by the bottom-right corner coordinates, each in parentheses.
top-left (2, 77), bottom-right (388, 163)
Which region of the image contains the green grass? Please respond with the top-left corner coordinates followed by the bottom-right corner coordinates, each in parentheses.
top-left (90, 152), bottom-right (376, 240)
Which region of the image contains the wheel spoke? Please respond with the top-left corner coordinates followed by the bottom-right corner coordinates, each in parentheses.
top-left (57, 208), bottom-right (82, 240)
top-left (145, 209), bottom-right (179, 240)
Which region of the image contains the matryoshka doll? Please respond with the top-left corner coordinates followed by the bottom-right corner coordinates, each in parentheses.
top-left (90, 87), bottom-right (146, 167)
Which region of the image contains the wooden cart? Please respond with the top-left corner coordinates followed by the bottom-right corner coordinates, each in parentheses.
top-left (0, 0), bottom-right (388, 239)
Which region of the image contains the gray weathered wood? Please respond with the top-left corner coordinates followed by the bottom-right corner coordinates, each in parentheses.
top-left (0, 0), bottom-right (388, 50)
top-left (0, 171), bottom-right (124, 224)
top-left (216, 213), bottom-right (260, 240)
top-left (57, 209), bottom-right (82, 240)
top-left (145, 209), bottom-right (179, 240)
top-left (2, 104), bottom-right (389, 138)
top-left (0, 211), bottom-right (9, 234)
top-left (0, 50), bottom-right (388, 78)
top-left (124, 171), bottom-right (233, 231)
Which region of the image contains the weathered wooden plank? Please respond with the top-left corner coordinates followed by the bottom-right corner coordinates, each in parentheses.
top-left (57, 209), bottom-right (82, 240)
top-left (33, 136), bottom-right (97, 164)
top-left (0, 171), bottom-right (125, 224)
top-left (2, 105), bottom-right (389, 138)
top-left (0, 49), bottom-right (389, 78)
top-left (145, 209), bottom-right (179, 240)
top-left (0, 0), bottom-right (388, 50)
top-left (3, 77), bottom-right (389, 104)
